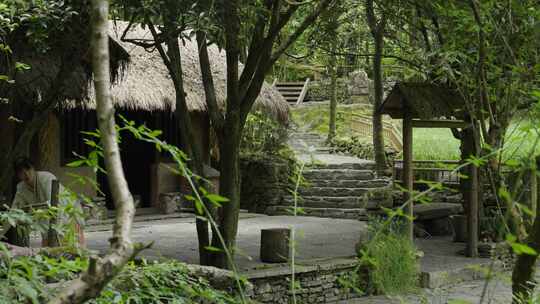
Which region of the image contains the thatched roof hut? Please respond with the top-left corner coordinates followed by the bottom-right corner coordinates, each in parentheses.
top-left (67, 21), bottom-right (289, 122)
top-left (379, 82), bottom-right (466, 119)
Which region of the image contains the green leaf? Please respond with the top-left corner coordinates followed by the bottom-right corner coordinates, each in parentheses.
top-left (498, 187), bottom-right (512, 202)
top-left (205, 194), bottom-right (229, 204)
top-left (149, 130), bottom-right (162, 137)
top-left (204, 246), bottom-right (223, 252)
top-left (15, 62), bottom-right (31, 71)
top-left (505, 159), bottom-right (520, 167)
top-left (66, 160), bottom-right (85, 167)
top-left (506, 234), bottom-right (537, 256)
top-left (194, 200), bottom-right (203, 215)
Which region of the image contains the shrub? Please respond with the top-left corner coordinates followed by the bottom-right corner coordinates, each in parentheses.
top-left (359, 217), bottom-right (419, 295)
top-left (240, 111), bottom-right (288, 155)
top-left (0, 252), bottom-right (240, 304)
top-left (0, 251), bottom-right (87, 303)
top-left (90, 260), bottom-right (239, 304)
top-left (328, 136), bottom-right (397, 162)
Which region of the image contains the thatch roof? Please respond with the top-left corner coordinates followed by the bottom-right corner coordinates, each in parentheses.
top-left (379, 82), bottom-right (466, 119)
top-left (0, 3), bottom-right (129, 105)
top-left (68, 21), bottom-right (289, 122)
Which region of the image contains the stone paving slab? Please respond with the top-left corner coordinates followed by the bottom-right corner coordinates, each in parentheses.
top-left (79, 213), bottom-right (522, 303)
top-left (337, 272), bottom-right (532, 303)
top-left (83, 215), bottom-right (365, 271)
top-left (296, 153), bottom-right (375, 167)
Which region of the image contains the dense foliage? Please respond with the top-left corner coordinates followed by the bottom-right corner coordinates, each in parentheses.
top-left (0, 250), bottom-right (87, 303)
top-left (240, 111), bottom-right (289, 156)
top-left (0, 252), bottom-right (238, 304)
top-left (358, 217), bottom-right (418, 295)
top-left (89, 261), bottom-right (238, 304)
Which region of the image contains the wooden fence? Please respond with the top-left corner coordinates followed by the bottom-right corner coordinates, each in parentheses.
top-left (393, 160), bottom-right (461, 187)
top-left (350, 113), bottom-right (403, 151)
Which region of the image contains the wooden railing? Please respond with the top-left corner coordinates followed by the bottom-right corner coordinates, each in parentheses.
top-left (350, 113), bottom-right (403, 151)
top-left (296, 78), bottom-right (311, 105)
top-left (393, 160), bottom-right (461, 187)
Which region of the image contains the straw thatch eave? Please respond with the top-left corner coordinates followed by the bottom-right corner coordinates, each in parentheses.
top-left (0, 5), bottom-right (129, 105)
top-left (66, 21), bottom-right (289, 123)
top-left (379, 82), bottom-right (466, 120)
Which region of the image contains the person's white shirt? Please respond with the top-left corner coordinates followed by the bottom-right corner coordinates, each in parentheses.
top-left (1, 171), bottom-right (78, 241)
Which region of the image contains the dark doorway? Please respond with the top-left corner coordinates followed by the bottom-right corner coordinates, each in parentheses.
top-left (97, 110), bottom-right (157, 209)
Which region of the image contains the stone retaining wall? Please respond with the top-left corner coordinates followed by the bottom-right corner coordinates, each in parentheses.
top-left (240, 154), bottom-right (293, 213)
top-left (245, 258), bottom-right (365, 303)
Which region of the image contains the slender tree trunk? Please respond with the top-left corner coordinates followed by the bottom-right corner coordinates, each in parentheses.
top-left (512, 156), bottom-right (540, 303)
top-left (211, 119), bottom-right (242, 269)
top-left (51, 1), bottom-right (138, 302)
top-left (371, 30), bottom-right (387, 175)
top-left (164, 37), bottom-right (211, 266)
top-left (144, 5), bottom-right (212, 265)
top-left (365, 0), bottom-right (387, 176)
top-left (327, 53), bottom-right (338, 142)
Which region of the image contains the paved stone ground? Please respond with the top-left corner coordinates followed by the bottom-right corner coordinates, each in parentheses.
top-left (339, 269), bottom-right (540, 304)
top-left (84, 214), bottom-right (365, 271)
top-left (339, 277), bottom-right (514, 303)
top-left (79, 214), bottom-right (540, 303)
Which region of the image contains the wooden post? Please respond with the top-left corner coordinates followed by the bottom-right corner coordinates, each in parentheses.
top-left (464, 126), bottom-right (478, 257)
top-left (402, 110), bottom-right (414, 241)
top-left (47, 180), bottom-right (60, 247)
top-left (260, 228), bottom-right (290, 263)
top-left (530, 165), bottom-right (537, 224)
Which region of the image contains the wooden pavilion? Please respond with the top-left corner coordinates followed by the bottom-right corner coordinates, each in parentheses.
top-left (379, 82), bottom-right (481, 257)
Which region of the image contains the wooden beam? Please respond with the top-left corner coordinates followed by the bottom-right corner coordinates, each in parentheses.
top-left (47, 180), bottom-right (61, 247)
top-left (403, 110), bottom-right (414, 241)
top-left (411, 119), bottom-right (469, 129)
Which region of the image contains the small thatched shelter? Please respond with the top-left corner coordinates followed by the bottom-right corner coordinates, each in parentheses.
top-left (380, 82), bottom-right (466, 120)
top-left (380, 82), bottom-right (481, 258)
top-left (2, 20), bottom-right (289, 211)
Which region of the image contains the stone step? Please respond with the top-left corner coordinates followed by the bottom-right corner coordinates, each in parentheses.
top-left (306, 178), bottom-right (390, 188)
top-left (265, 205), bottom-right (367, 220)
top-left (283, 195), bottom-right (361, 209)
top-left (307, 162), bottom-right (376, 170)
top-left (298, 186), bottom-right (374, 197)
top-left (302, 169), bottom-right (375, 181)
top-left (289, 132), bottom-right (324, 138)
top-left (283, 195), bottom-right (393, 210)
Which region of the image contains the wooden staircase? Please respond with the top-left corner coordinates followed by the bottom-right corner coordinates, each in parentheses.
top-left (274, 78), bottom-right (310, 105)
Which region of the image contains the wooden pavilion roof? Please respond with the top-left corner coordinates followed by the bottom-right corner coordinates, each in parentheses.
top-left (378, 82), bottom-right (467, 120)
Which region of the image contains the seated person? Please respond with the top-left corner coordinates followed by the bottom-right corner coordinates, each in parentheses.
top-left (1, 157), bottom-right (85, 247)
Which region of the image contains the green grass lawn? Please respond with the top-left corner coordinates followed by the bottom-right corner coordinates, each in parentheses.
top-left (412, 120), bottom-right (540, 161)
top-left (412, 128), bottom-right (461, 160)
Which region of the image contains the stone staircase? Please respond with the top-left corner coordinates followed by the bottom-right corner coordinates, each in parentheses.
top-left (266, 132), bottom-right (393, 220)
top-left (287, 131), bottom-right (332, 153)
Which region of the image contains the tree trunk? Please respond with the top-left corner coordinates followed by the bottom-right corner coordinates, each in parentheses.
top-left (327, 53), bottom-right (338, 142)
top-left (512, 156), bottom-right (540, 303)
top-left (51, 0), bottom-right (138, 302)
top-left (165, 36), bottom-right (211, 266)
top-left (144, 6), bottom-right (212, 265)
top-left (211, 119), bottom-right (242, 269)
top-left (371, 29), bottom-right (387, 175)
